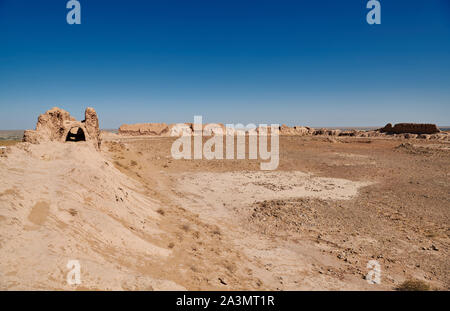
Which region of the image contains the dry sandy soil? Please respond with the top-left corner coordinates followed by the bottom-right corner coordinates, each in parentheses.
top-left (0, 135), bottom-right (449, 290)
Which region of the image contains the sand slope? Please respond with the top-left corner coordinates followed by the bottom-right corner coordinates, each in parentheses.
top-left (0, 142), bottom-right (182, 290)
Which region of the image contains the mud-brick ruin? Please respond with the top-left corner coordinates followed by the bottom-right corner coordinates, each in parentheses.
top-left (380, 123), bottom-right (440, 135)
top-left (23, 107), bottom-right (101, 148)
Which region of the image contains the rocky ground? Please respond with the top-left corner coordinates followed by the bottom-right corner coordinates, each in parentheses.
top-left (102, 135), bottom-right (449, 290)
top-left (0, 135), bottom-right (448, 290)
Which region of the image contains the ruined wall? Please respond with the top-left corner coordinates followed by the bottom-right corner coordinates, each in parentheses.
top-left (23, 107), bottom-right (101, 148)
top-left (84, 107), bottom-right (101, 144)
top-left (116, 121), bottom-right (446, 140)
top-left (380, 123), bottom-right (440, 134)
top-left (169, 123), bottom-right (193, 136)
top-left (118, 123), bottom-right (169, 136)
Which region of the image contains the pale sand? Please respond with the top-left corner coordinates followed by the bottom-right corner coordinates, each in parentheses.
top-left (0, 142), bottom-right (183, 290)
top-left (1, 136), bottom-right (448, 290)
top-left (174, 171), bottom-right (371, 220)
top-left (171, 172), bottom-right (375, 290)
top-left (0, 141), bottom-right (371, 290)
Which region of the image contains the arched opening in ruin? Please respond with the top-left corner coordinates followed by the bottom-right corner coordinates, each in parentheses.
top-left (65, 127), bottom-right (86, 142)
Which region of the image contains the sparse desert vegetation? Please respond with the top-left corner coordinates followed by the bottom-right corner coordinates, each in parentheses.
top-left (396, 279), bottom-right (431, 291)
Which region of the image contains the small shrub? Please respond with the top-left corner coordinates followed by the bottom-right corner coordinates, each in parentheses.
top-left (396, 279), bottom-right (430, 291)
top-left (181, 224), bottom-right (190, 232)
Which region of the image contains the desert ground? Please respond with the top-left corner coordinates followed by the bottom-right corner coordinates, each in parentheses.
top-left (0, 133), bottom-right (449, 290)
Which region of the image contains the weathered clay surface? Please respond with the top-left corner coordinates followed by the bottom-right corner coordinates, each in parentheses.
top-left (23, 107), bottom-right (101, 148)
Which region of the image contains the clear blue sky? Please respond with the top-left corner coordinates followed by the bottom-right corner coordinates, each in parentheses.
top-left (0, 0), bottom-right (449, 129)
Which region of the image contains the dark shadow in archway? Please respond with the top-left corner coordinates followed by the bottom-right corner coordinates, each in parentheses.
top-left (66, 127), bottom-right (86, 142)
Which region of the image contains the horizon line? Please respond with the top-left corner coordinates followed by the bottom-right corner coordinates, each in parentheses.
top-left (1, 125), bottom-right (450, 132)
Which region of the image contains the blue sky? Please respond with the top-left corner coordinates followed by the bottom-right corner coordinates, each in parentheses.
top-left (0, 0), bottom-right (449, 129)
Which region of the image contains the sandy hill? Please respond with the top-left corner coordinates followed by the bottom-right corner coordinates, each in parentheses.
top-left (0, 142), bottom-right (183, 290)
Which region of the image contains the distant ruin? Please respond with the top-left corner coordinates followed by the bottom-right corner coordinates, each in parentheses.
top-left (23, 107), bottom-right (101, 148)
top-left (380, 123), bottom-right (440, 135)
top-left (115, 121), bottom-right (448, 141)
top-left (118, 123), bottom-right (170, 136)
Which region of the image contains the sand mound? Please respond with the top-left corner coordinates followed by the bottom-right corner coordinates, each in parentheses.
top-left (248, 198), bottom-right (331, 234)
top-left (395, 142), bottom-right (450, 156)
top-left (0, 142), bottom-right (183, 290)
